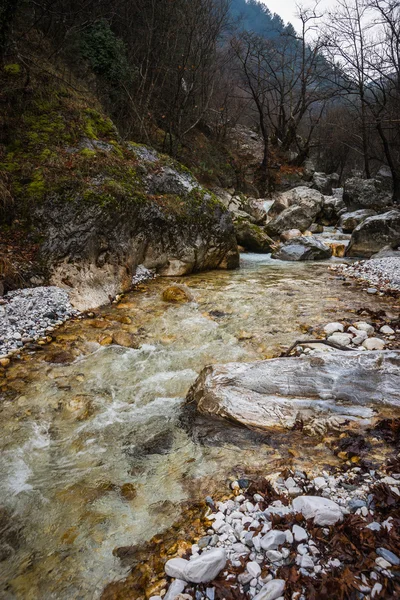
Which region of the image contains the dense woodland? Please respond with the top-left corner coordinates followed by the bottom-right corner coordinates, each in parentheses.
top-left (0, 0), bottom-right (399, 200)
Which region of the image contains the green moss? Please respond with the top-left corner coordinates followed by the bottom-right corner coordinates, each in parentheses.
top-left (84, 108), bottom-right (116, 139)
top-left (26, 171), bottom-right (46, 198)
top-left (4, 63), bottom-right (21, 76)
top-left (80, 148), bottom-right (97, 158)
top-left (110, 141), bottom-right (124, 158)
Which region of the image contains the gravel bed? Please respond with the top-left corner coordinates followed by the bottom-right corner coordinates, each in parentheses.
top-left (333, 257), bottom-right (400, 293)
top-left (0, 286), bottom-right (79, 357)
top-left (160, 460), bottom-right (400, 600)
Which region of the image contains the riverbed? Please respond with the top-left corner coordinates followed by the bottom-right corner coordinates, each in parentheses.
top-left (0, 254), bottom-right (398, 599)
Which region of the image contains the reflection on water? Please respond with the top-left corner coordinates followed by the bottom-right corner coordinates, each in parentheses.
top-left (0, 256), bottom-right (397, 599)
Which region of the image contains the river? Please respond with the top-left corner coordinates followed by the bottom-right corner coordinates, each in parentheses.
top-left (0, 254), bottom-right (397, 599)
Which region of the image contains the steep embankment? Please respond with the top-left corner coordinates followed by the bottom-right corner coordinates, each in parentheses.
top-left (0, 58), bottom-right (238, 309)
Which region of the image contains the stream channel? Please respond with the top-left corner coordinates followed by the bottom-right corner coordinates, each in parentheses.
top-left (0, 252), bottom-right (398, 599)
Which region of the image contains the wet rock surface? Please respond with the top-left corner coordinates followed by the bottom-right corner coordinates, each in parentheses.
top-left (187, 351), bottom-right (400, 433)
top-left (271, 236), bottom-right (332, 261)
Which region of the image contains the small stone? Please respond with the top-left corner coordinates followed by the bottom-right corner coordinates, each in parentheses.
top-left (366, 522), bottom-right (381, 532)
top-left (185, 549), bottom-right (227, 583)
top-left (0, 358), bottom-right (10, 367)
top-left (260, 530), bottom-right (286, 551)
top-left (348, 498), bottom-right (366, 513)
top-left (371, 583), bottom-right (383, 598)
top-left (380, 325), bottom-right (395, 335)
top-left (238, 478), bottom-right (250, 489)
top-left (165, 557), bottom-right (188, 580)
top-left (247, 561), bottom-right (261, 577)
top-left (292, 496), bottom-right (343, 526)
top-left (376, 547), bottom-right (400, 566)
top-left (266, 550), bottom-right (282, 562)
top-left (353, 321), bottom-right (375, 336)
top-left (375, 557), bottom-right (391, 570)
top-left (164, 580), bottom-right (187, 600)
top-left (230, 481), bottom-right (240, 490)
top-left (324, 322), bottom-right (344, 335)
top-left (292, 525), bottom-right (308, 542)
top-left (198, 536), bottom-right (211, 549)
top-left (362, 337), bottom-right (385, 350)
top-left (253, 579), bottom-right (285, 600)
top-left (367, 288), bottom-right (378, 294)
top-left (285, 530), bottom-right (294, 544)
top-left (327, 333), bottom-right (353, 347)
top-left (313, 477), bottom-right (327, 490)
top-left (299, 555), bottom-right (314, 569)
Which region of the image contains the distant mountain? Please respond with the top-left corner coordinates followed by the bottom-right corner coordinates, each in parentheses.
top-left (229, 0), bottom-right (296, 38)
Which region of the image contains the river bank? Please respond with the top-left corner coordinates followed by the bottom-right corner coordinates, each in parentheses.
top-left (0, 255), bottom-right (399, 599)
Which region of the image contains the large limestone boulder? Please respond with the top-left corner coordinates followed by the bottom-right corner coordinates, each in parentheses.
top-left (339, 209), bottom-right (377, 233)
top-left (346, 210), bottom-right (400, 258)
top-left (187, 351), bottom-right (400, 432)
top-left (343, 177), bottom-right (392, 211)
top-left (234, 220), bottom-right (273, 253)
top-left (266, 187), bottom-right (323, 236)
top-left (271, 236), bottom-right (332, 261)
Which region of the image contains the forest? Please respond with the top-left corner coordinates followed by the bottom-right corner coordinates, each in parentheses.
top-left (1, 0), bottom-right (399, 201)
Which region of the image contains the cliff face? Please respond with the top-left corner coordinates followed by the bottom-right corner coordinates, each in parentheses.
top-left (0, 60), bottom-right (239, 309)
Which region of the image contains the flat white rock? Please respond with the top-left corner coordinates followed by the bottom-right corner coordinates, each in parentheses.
top-left (324, 322), bottom-right (344, 335)
top-left (185, 548), bottom-right (226, 583)
top-left (253, 579), bottom-right (285, 600)
top-left (327, 332), bottom-right (353, 346)
top-left (292, 496), bottom-right (343, 525)
top-left (363, 337), bottom-right (386, 350)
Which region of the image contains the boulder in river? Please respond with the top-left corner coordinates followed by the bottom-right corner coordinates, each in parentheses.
top-left (186, 351), bottom-right (400, 432)
top-left (271, 236), bottom-right (332, 261)
top-left (234, 219), bottom-right (274, 253)
top-left (346, 210), bottom-right (400, 258)
top-left (339, 209), bottom-right (377, 233)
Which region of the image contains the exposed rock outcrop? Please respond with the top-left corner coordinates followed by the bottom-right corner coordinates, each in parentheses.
top-left (271, 236), bottom-right (332, 261)
top-left (346, 210), bottom-right (400, 258)
top-left (187, 351), bottom-right (400, 431)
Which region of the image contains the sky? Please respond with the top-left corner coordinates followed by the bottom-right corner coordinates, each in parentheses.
top-left (260, 0), bottom-right (333, 28)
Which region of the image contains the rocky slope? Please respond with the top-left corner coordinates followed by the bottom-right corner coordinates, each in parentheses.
top-left (0, 60), bottom-right (238, 310)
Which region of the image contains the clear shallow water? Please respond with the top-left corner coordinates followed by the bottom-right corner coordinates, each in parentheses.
top-left (0, 256), bottom-right (398, 599)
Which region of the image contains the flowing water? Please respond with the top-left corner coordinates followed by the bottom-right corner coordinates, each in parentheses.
top-left (0, 254), bottom-right (398, 599)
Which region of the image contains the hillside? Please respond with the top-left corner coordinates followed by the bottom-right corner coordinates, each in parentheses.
top-left (0, 52), bottom-right (238, 307)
